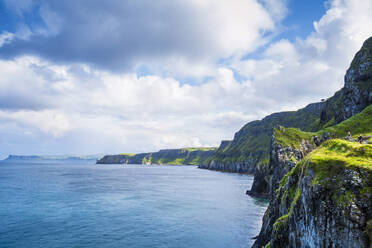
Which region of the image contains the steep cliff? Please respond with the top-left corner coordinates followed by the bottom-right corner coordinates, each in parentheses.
top-left (254, 139), bottom-right (372, 248)
top-left (97, 147), bottom-right (216, 165)
top-left (199, 102), bottom-right (324, 173)
top-left (252, 104), bottom-right (372, 247)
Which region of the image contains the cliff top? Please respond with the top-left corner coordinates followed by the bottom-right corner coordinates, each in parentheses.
top-left (274, 103), bottom-right (372, 149)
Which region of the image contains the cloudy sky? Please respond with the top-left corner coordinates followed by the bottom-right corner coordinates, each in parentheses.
top-left (0, 0), bottom-right (371, 158)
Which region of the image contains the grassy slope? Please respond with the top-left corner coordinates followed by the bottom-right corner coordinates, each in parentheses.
top-left (147, 147), bottom-right (217, 165)
top-left (274, 104), bottom-right (372, 149)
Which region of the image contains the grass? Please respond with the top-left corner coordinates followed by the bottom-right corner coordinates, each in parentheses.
top-left (274, 126), bottom-right (316, 149)
top-left (181, 147), bottom-right (217, 152)
top-left (273, 187), bottom-right (301, 231)
top-left (119, 153), bottom-right (135, 156)
top-left (305, 139), bottom-right (372, 191)
top-left (115, 147), bottom-right (217, 165)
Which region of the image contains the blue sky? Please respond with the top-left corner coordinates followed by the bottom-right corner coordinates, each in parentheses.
top-left (281, 0), bottom-right (326, 40)
top-left (0, 0), bottom-right (371, 158)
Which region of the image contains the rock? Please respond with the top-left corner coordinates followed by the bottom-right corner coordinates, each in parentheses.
top-left (252, 139), bottom-right (372, 248)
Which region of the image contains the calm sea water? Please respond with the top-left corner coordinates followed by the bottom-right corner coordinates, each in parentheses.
top-left (0, 162), bottom-right (267, 248)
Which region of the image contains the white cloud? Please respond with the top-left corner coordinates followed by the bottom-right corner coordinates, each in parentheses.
top-left (0, 0), bottom-right (278, 80)
top-left (232, 0), bottom-right (372, 112)
top-left (0, 110), bottom-right (71, 137)
top-left (0, 0), bottom-right (371, 158)
top-left (260, 0), bottom-right (288, 22)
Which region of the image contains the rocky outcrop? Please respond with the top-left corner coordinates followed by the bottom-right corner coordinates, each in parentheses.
top-left (251, 130), bottom-right (328, 246)
top-left (321, 37), bottom-right (372, 125)
top-left (253, 140), bottom-right (372, 247)
top-left (247, 130), bottom-right (331, 198)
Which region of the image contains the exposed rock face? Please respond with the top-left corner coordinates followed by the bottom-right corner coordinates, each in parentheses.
top-left (199, 102), bottom-right (324, 173)
top-left (253, 140), bottom-right (372, 248)
top-left (199, 159), bottom-right (257, 173)
top-left (321, 37), bottom-right (372, 125)
top-left (248, 132), bottom-right (331, 198)
top-left (251, 133), bottom-right (326, 246)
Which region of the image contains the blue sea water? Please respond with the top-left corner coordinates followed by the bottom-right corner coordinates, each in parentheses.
top-left (0, 162), bottom-right (267, 248)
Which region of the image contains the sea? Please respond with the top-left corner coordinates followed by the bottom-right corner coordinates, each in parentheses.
top-left (0, 162), bottom-right (267, 248)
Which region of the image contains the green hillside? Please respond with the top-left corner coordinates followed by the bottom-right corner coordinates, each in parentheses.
top-left (97, 147), bottom-right (217, 165)
top-left (274, 103), bottom-right (372, 150)
top-left (205, 102), bottom-right (324, 165)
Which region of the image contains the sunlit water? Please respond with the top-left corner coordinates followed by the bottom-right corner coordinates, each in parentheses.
top-left (0, 162), bottom-right (267, 248)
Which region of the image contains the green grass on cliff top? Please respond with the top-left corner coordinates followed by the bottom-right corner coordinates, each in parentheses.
top-left (274, 104), bottom-right (372, 148)
top-left (181, 147), bottom-right (217, 152)
top-left (309, 139), bottom-right (372, 172)
top-left (119, 153), bottom-right (135, 156)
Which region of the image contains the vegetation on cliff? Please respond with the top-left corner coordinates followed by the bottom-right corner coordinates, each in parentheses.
top-left (97, 147), bottom-right (217, 165)
top-left (274, 103), bottom-right (372, 149)
top-left (253, 103), bottom-right (372, 247)
top-left (266, 139), bottom-right (372, 247)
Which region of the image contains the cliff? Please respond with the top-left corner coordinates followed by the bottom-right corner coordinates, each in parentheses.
top-left (199, 102), bottom-right (324, 173)
top-left (97, 147), bottom-right (216, 165)
top-left (248, 37), bottom-right (372, 247)
top-left (254, 139), bottom-right (372, 248)
top-left (249, 100), bottom-right (372, 197)
top-left (248, 37), bottom-right (372, 198)
top-left (252, 103), bottom-right (372, 247)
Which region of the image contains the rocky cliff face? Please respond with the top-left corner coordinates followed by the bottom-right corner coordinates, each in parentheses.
top-left (251, 101), bottom-right (372, 247)
top-left (199, 102), bottom-right (324, 173)
top-left (247, 129), bottom-right (318, 198)
top-left (199, 158), bottom-right (258, 173)
top-left (253, 140), bottom-right (372, 248)
top-left (321, 37), bottom-right (372, 125)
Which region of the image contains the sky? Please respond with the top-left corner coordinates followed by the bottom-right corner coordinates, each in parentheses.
top-left (0, 0), bottom-right (371, 158)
